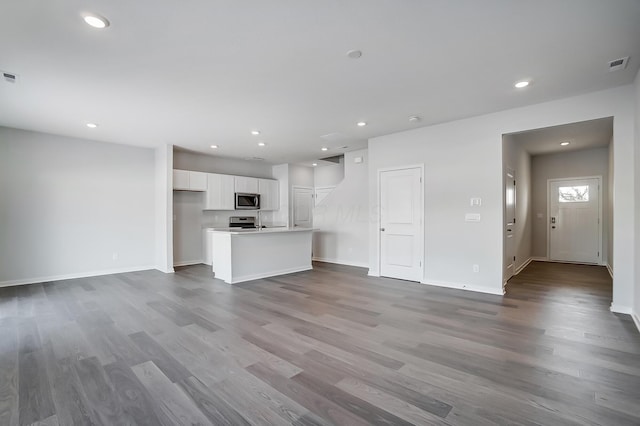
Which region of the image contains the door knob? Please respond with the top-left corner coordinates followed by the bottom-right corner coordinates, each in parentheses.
top-left (380, 228), bottom-right (385, 232)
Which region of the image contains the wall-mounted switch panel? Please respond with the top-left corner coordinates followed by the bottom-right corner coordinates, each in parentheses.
top-left (470, 197), bottom-right (482, 207)
top-left (465, 213), bottom-right (481, 222)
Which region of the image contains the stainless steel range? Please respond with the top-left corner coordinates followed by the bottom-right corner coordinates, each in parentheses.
top-left (229, 216), bottom-right (257, 229)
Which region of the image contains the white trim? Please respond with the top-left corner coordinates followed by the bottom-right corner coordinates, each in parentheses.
top-left (606, 263), bottom-right (613, 279)
top-left (0, 265), bottom-right (156, 288)
top-left (368, 270), bottom-right (380, 277)
top-left (546, 176), bottom-right (603, 265)
top-left (312, 257), bottom-right (368, 269)
top-left (420, 279), bottom-right (505, 296)
top-left (531, 256), bottom-right (548, 262)
top-left (173, 260), bottom-right (203, 267)
top-left (610, 304), bottom-right (633, 315)
top-left (377, 164), bottom-right (425, 282)
top-left (222, 265), bottom-right (312, 284)
top-left (514, 257), bottom-right (533, 275)
top-left (631, 311), bottom-right (640, 334)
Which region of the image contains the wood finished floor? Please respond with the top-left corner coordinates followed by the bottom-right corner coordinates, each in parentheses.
top-left (1, 261), bottom-right (639, 425)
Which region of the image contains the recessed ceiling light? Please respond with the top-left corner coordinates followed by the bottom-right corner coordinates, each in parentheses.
top-left (560, 141), bottom-right (570, 146)
top-left (86, 123), bottom-right (98, 128)
top-left (257, 142), bottom-right (266, 147)
top-left (346, 50), bottom-right (362, 59)
top-left (251, 130), bottom-right (260, 136)
top-left (210, 144), bottom-right (219, 149)
top-left (312, 163), bottom-right (318, 167)
top-left (357, 121), bottom-right (367, 127)
top-left (321, 147), bottom-right (328, 151)
top-left (409, 115), bottom-right (422, 123)
top-left (514, 80), bottom-right (530, 89)
top-left (83, 13), bottom-right (110, 29)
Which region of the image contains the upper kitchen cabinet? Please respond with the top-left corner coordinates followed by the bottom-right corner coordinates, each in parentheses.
top-left (173, 170), bottom-right (207, 191)
top-left (234, 176), bottom-right (259, 193)
top-left (259, 179), bottom-right (279, 211)
top-left (205, 173), bottom-right (235, 210)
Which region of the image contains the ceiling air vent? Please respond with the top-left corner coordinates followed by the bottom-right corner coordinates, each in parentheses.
top-left (608, 56), bottom-right (629, 72)
top-left (2, 71), bottom-right (17, 83)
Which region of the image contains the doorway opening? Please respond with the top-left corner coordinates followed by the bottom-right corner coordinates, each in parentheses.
top-left (502, 117), bottom-right (613, 292)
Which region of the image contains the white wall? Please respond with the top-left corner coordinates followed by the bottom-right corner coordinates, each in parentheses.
top-left (0, 127), bottom-right (156, 285)
top-left (502, 134), bottom-right (532, 276)
top-left (313, 149), bottom-right (369, 268)
top-left (174, 150), bottom-right (273, 177)
top-left (608, 138), bottom-right (614, 274)
top-left (314, 159), bottom-right (345, 187)
top-left (155, 144), bottom-right (174, 272)
top-left (368, 85), bottom-right (635, 310)
top-left (530, 147), bottom-right (610, 263)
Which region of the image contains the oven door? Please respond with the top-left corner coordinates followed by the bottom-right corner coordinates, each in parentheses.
top-left (235, 193), bottom-right (260, 210)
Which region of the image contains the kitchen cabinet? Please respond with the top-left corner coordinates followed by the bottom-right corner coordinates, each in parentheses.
top-left (205, 173), bottom-right (235, 210)
top-left (173, 170), bottom-right (207, 191)
top-left (258, 178), bottom-right (279, 211)
top-left (234, 176), bottom-right (259, 193)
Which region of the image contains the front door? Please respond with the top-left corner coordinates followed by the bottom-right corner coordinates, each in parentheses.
top-left (293, 187), bottom-right (313, 228)
top-left (504, 169), bottom-right (516, 281)
top-left (379, 167), bottom-right (423, 282)
top-left (549, 177), bottom-right (601, 264)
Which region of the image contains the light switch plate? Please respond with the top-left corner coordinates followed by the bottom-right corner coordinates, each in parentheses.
top-left (465, 213), bottom-right (481, 222)
top-left (470, 197), bottom-right (482, 207)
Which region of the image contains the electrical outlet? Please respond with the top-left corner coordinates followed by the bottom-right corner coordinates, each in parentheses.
top-left (473, 264), bottom-right (479, 273)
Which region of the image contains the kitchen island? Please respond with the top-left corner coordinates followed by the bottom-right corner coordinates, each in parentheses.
top-left (210, 227), bottom-right (313, 284)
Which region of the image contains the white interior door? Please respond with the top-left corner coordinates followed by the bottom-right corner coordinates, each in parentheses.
top-left (293, 187), bottom-right (313, 228)
top-left (504, 169), bottom-right (516, 281)
top-left (379, 167), bottom-right (423, 282)
top-left (549, 177), bottom-right (601, 263)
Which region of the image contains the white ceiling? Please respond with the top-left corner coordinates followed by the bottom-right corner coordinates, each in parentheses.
top-left (1, 0), bottom-right (639, 164)
top-left (508, 117), bottom-right (613, 156)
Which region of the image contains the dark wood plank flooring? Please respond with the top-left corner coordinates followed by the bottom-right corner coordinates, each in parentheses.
top-left (0, 261), bottom-right (639, 425)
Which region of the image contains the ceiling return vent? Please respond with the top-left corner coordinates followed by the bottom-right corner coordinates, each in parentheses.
top-left (608, 56), bottom-right (629, 72)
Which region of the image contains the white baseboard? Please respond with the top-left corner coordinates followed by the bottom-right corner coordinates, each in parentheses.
top-left (610, 304), bottom-right (633, 315)
top-left (312, 257), bottom-right (368, 269)
top-left (530, 256), bottom-right (548, 262)
top-left (420, 279), bottom-right (505, 296)
top-left (514, 257), bottom-right (533, 275)
top-left (0, 265), bottom-right (156, 288)
top-left (367, 269), bottom-right (380, 277)
top-left (632, 311), bottom-right (640, 334)
top-left (606, 263), bottom-right (613, 279)
top-left (225, 265), bottom-right (313, 284)
top-left (173, 260), bottom-right (203, 267)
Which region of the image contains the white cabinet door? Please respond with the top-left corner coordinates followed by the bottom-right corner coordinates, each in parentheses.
top-left (189, 171), bottom-right (207, 191)
top-left (258, 179), bottom-right (279, 211)
top-left (205, 173), bottom-right (235, 210)
top-left (234, 176), bottom-right (259, 193)
top-left (173, 170), bottom-right (207, 191)
top-left (173, 170), bottom-right (190, 190)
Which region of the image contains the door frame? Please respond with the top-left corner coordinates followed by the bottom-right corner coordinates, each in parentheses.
top-left (375, 164), bottom-right (425, 281)
top-left (504, 167), bottom-right (516, 285)
top-left (546, 175), bottom-right (603, 265)
top-left (291, 185), bottom-right (314, 228)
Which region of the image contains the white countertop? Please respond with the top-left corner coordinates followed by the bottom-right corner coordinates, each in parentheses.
top-left (210, 227), bottom-right (313, 235)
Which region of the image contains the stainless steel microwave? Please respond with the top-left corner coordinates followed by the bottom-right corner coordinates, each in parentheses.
top-left (235, 192), bottom-right (260, 210)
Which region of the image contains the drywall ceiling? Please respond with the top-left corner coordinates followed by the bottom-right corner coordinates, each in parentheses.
top-left (1, 0), bottom-right (639, 164)
top-left (508, 117), bottom-right (613, 156)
